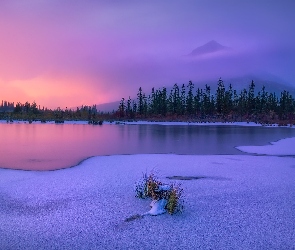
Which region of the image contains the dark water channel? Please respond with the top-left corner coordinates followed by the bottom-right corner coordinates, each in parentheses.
top-left (1, 123), bottom-right (295, 170)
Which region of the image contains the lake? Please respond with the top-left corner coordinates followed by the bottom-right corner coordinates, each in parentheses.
top-left (1, 122), bottom-right (295, 171)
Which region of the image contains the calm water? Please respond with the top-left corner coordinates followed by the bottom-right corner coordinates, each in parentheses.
top-left (1, 123), bottom-right (295, 170)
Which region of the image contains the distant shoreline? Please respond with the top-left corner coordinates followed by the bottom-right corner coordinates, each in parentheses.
top-left (0, 119), bottom-right (294, 128)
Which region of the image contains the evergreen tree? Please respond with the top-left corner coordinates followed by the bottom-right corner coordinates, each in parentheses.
top-left (172, 83), bottom-right (181, 115)
top-left (167, 89), bottom-right (174, 114)
top-left (31, 101), bottom-right (38, 114)
top-left (150, 87), bottom-right (156, 114)
top-left (137, 87), bottom-right (144, 115)
top-left (216, 78), bottom-right (225, 115)
top-left (193, 88), bottom-right (202, 116)
top-left (238, 89), bottom-right (248, 117)
top-left (126, 97), bottom-right (132, 117)
top-left (223, 84), bottom-right (233, 115)
top-left (24, 102), bottom-right (30, 113)
top-left (279, 90), bottom-right (294, 119)
top-left (160, 87), bottom-right (167, 116)
top-left (14, 102), bottom-right (22, 113)
top-left (180, 84), bottom-right (186, 115)
top-left (119, 98), bottom-right (125, 117)
top-left (247, 80), bottom-right (256, 114)
top-left (142, 94), bottom-right (148, 117)
top-left (260, 86), bottom-right (268, 113)
top-left (202, 85), bottom-right (211, 117)
top-left (186, 81), bottom-right (194, 115)
top-left (132, 100), bottom-right (137, 114)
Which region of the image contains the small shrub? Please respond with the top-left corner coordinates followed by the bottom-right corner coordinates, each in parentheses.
top-left (146, 173), bottom-right (163, 200)
top-left (134, 173), bottom-right (149, 198)
top-left (166, 183), bottom-right (184, 214)
top-left (134, 171), bottom-right (184, 215)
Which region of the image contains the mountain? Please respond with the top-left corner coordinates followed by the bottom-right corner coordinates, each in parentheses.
top-left (223, 75), bottom-right (295, 96)
top-left (70, 101), bottom-right (120, 113)
top-left (96, 101), bottom-right (120, 112)
top-left (188, 40), bottom-right (230, 57)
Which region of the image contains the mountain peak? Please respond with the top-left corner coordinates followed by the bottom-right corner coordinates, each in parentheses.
top-left (188, 40), bottom-right (229, 57)
top-left (206, 40), bottom-right (220, 45)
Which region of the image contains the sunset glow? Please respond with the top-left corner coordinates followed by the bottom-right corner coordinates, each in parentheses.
top-left (1, 1), bottom-right (294, 109)
top-left (0, 76), bottom-right (110, 109)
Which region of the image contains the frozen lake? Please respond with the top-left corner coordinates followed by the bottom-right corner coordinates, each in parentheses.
top-left (1, 122), bottom-right (295, 170)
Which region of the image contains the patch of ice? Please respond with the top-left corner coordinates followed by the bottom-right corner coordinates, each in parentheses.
top-left (236, 137), bottom-right (295, 155)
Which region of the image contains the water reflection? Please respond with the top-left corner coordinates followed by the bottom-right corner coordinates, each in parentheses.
top-left (1, 123), bottom-right (295, 170)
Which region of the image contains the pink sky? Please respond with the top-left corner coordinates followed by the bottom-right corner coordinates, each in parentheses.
top-left (0, 0), bottom-right (294, 109)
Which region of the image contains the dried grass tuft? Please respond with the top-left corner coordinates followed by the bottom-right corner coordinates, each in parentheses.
top-left (134, 171), bottom-right (184, 215)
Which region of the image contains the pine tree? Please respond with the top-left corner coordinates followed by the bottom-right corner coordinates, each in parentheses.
top-left (137, 87), bottom-right (144, 115)
top-left (143, 94), bottom-right (148, 117)
top-left (216, 78), bottom-right (225, 115)
top-left (160, 87), bottom-right (167, 116)
top-left (247, 80), bottom-right (256, 114)
top-left (126, 97), bottom-right (132, 117)
top-left (180, 84), bottom-right (186, 115)
top-left (224, 84), bottom-right (233, 116)
top-left (167, 89), bottom-right (174, 114)
top-left (31, 101), bottom-right (38, 114)
top-left (260, 86), bottom-right (268, 113)
top-left (279, 90), bottom-right (294, 120)
top-left (193, 88), bottom-right (202, 116)
top-left (150, 87), bottom-right (156, 115)
top-left (172, 84), bottom-right (181, 115)
top-left (186, 81), bottom-right (194, 115)
top-left (238, 89), bottom-right (248, 117)
top-left (119, 98), bottom-right (125, 117)
top-left (132, 100), bottom-right (137, 114)
top-left (24, 102), bottom-right (30, 113)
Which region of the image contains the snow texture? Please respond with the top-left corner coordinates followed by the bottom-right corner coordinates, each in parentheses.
top-left (156, 184), bottom-right (171, 192)
top-left (145, 199), bottom-right (168, 216)
top-left (237, 137), bottom-right (295, 155)
top-left (0, 152), bottom-right (294, 249)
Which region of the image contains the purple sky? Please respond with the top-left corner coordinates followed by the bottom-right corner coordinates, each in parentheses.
top-left (0, 0), bottom-right (294, 108)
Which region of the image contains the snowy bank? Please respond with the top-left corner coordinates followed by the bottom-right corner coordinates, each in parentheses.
top-left (237, 137), bottom-right (295, 155)
top-left (1, 119), bottom-right (294, 128)
top-left (0, 154), bottom-right (294, 249)
top-left (112, 121), bottom-right (265, 127)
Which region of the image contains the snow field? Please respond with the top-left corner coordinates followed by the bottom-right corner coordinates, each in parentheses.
top-left (0, 152), bottom-right (294, 249)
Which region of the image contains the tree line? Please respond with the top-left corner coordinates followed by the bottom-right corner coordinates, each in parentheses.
top-left (0, 100), bottom-right (14, 112)
top-left (0, 102), bottom-right (110, 123)
top-left (117, 78), bottom-right (295, 125)
top-left (1, 78), bottom-right (295, 125)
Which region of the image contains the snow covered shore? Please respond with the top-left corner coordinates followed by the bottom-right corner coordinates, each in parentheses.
top-left (0, 139), bottom-right (294, 249)
top-left (1, 119), bottom-right (294, 128)
top-left (237, 137), bottom-right (295, 156)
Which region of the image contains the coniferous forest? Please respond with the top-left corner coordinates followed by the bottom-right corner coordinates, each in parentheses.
top-left (0, 101), bottom-right (108, 124)
top-left (117, 78), bottom-right (295, 125)
top-left (1, 78), bottom-right (295, 125)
